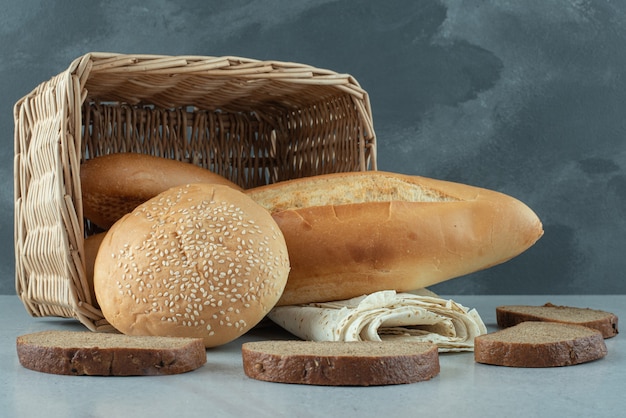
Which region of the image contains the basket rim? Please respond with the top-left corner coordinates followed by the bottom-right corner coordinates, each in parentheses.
top-left (16, 52), bottom-right (374, 116)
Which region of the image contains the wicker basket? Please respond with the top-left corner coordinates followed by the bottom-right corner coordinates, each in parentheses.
top-left (14, 52), bottom-right (377, 331)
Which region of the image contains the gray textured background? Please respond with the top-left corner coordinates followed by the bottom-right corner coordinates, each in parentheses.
top-left (2, 0), bottom-right (625, 295)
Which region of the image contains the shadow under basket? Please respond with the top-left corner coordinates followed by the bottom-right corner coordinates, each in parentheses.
top-left (14, 52), bottom-right (377, 331)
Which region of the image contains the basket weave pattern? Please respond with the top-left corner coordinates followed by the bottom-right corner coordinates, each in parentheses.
top-left (14, 52), bottom-right (376, 330)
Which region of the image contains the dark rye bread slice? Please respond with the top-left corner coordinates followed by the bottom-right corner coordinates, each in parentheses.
top-left (17, 330), bottom-right (206, 376)
top-left (241, 340), bottom-right (440, 386)
top-left (496, 303), bottom-right (618, 338)
top-left (474, 322), bottom-right (607, 367)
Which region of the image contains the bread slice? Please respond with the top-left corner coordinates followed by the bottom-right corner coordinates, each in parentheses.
top-left (241, 340), bottom-right (440, 386)
top-left (474, 322), bottom-right (607, 367)
top-left (16, 330), bottom-right (206, 376)
top-left (496, 303), bottom-right (618, 338)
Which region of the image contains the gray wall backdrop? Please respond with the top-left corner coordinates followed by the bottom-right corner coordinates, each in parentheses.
top-left (2, 0), bottom-right (625, 295)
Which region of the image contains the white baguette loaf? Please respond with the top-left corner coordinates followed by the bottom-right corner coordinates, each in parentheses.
top-left (246, 171), bottom-right (544, 305)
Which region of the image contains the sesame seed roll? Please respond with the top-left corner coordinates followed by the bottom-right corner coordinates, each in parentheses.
top-left (94, 183), bottom-right (290, 348)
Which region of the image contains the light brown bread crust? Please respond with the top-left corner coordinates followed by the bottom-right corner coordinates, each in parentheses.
top-left (81, 153), bottom-right (243, 229)
top-left (496, 303), bottom-right (618, 338)
top-left (474, 322), bottom-right (607, 368)
top-left (241, 340), bottom-right (440, 386)
top-left (246, 171), bottom-right (543, 305)
top-left (16, 330), bottom-right (206, 376)
top-left (83, 232), bottom-right (107, 309)
top-left (94, 184), bottom-right (290, 348)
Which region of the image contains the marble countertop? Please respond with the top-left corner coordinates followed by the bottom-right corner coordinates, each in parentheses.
top-left (1, 294), bottom-right (623, 418)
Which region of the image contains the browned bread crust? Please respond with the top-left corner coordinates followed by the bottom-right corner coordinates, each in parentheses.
top-left (16, 330), bottom-right (206, 376)
top-left (246, 171), bottom-right (543, 306)
top-left (496, 303), bottom-right (618, 338)
top-left (81, 153), bottom-right (242, 229)
top-left (93, 184), bottom-right (290, 348)
top-left (241, 340), bottom-right (440, 386)
top-left (83, 231), bottom-right (107, 309)
top-left (474, 322), bottom-right (607, 367)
